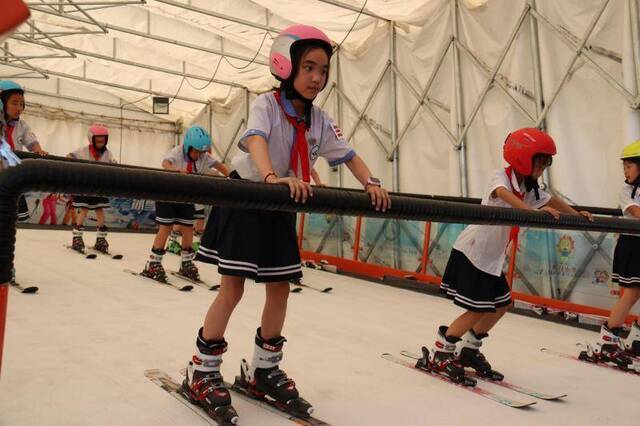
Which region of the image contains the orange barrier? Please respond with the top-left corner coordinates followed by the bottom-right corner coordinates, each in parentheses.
top-left (299, 216), bottom-right (638, 325)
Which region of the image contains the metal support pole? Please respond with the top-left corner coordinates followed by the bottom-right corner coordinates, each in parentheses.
top-left (629, 0), bottom-right (640, 100)
top-left (451, 0), bottom-right (468, 196)
top-left (534, 0), bottom-right (612, 127)
top-left (420, 222), bottom-right (432, 275)
top-left (353, 216), bottom-right (363, 261)
top-left (390, 22), bottom-right (401, 269)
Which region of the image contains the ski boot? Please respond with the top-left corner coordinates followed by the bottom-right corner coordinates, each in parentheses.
top-left (183, 328), bottom-right (238, 425)
top-left (72, 226), bottom-right (85, 252)
top-left (234, 328), bottom-right (314, 418)
top-left (179, 248), bottom-right (200, 281)
top-left (579, 323), bottom-right (635, 371)
top-left (455, 329), bottom-right (504, 381)
top-left (94, 225), bottom-right (109, 254)
top-left (623, 321), bottom-right (640, 357)
top-left (418, 326), bottom-right (476, 386)
top-left (141, 248), bottom-right (168, 283)
top-left (167, 230), bottom-right (182, 255)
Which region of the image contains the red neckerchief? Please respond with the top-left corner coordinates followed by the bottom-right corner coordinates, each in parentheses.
top-left (89, 144), bottom-right (102, 161)
top-left (273, 90), bottom-right (311, 183)
top-left (185, 153), bottom-right (196, 173)
top-left (6, 124), bottom-right (15, 150)
top-left (505, 167), bottom-right (525, 252)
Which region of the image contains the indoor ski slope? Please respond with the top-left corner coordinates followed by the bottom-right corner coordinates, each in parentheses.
top-left (1, 229), bottom-right (638, 426)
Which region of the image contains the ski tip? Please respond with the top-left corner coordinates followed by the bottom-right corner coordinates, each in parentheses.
top-left (112, 254), bottom-right (124, 260)
top-left (86, 253), bottom-right (97, 259)
top-left (21, 286), bottom-right (38, 294)
top-left (210, 285), bottom-right (220, 291)
top-left (292, 287), bottom-right (303, 293)
top-left (321, 287), bottom-right (333, 293)
top-left (179, 285), bottom-right (194, 292)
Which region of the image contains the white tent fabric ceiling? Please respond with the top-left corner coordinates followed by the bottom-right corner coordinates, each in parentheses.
top-left (1, 0), bottom-right (638, 206)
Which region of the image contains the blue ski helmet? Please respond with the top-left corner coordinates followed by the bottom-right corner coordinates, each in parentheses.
top-left (183, 126), bottom-right (211, 156)
top-left (0, 80), bottom-right (24, 118)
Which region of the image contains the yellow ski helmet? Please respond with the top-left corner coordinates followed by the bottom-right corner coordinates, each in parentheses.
top-left (621, 140), bottom-right (640, 160)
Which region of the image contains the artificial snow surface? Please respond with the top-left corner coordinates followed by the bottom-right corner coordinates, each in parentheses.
top-left (1, 229), bottom-right (638, 426)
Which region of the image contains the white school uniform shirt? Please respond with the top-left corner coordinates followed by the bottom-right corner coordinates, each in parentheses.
top-left (453, 169), bottom-right (551, 277)
top-left (232, 91), bottom-right (356, 182)
top-left (69, 145), bottom-right (117, 163)
top-left (619, 182), bottom-right (640, 235)
top-left (620, 182), bottom-right (640, 218)
top-left (164, 146), bottom-right (220, 174)
top-left (7, 119), bottom-right (39, 151)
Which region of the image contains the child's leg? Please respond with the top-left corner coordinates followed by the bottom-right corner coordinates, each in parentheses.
top-left (95, 208), bottom-right (105, 228)
top-left (75, 208), bottom-right (88, 227)
top-left (471, 305), bottom-right (509, 334)
top-left (446, 311), bottom-right (485, 338)
top-left (245, 282), bottom-right (310, 411)
top-left (152, 224), bottom-right (172, 250)
top-left (185, 274), bottom-right (244, 424)
top-left (607, 288), bottom-right (640, 328)
top-left (195, 218), bottom-right (205, 235)
top-left (202, 275), bottom-right (245, 340)
top-left (453, 306), bottom-right (510, 380)
top-left (178, 225), bottom-right (200, 280)
top-left (181, 225), bottom-right (194, 249)
top-left (261, 282), bottom-right (290, 339)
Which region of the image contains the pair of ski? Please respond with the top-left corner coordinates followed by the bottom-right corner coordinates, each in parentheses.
top-left (124, 269), bottom-right (219, 292)
top-left (145, 369), bottom-right (329, 426)
top-left (540, 347), bottom-right (640, 375)
top-left (9, 281), bottom-right (38, 294)
top-left (383, 350), bottom-right (566, 409)
top-left (290, 278), bottom-right (332, 294)
top-left (65, 245), bottom-right (123, 260)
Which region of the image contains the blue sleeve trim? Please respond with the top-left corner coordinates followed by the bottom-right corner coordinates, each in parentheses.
top-left (328, 150), bottom-right (356, 167)
top-left (239, 129), bottom-right (268, 152)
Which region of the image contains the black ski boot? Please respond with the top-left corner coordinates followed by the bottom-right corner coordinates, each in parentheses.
top-left (94, 225), bottom-right (109, 254)
top-left (234, 328), bottom-right (314, 417)
top-left (623, 321), bottom-right (640, 357)
top-left (141, 248), bottom-right (168, 283)
top-left (179, 248), bottom-right (200, 281)
top-left (455, 329), bottom-right (504, 381)
top-left (579, 323), bottom-right (635, 371)
top-left (72, 225), bottom-right (85, 252)
top-left (420, 326), bottom-right (476, 386)
top-left (182, 328), bottom-right (238, 425)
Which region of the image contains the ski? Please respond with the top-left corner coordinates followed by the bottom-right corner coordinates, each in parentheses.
top-left (123, 269), bottom-right (193, 292)
top-left (540, 348), bottom-right (640, 375)
top-left (88, 247), bottom-right (123, 260)
top-left (9, 281), bottom-right (38, 294)
top-left (382, 353), bottom-right (536, 408)
top-left (229, 379), bottom-right (330, 425)
top-left (170, 271), bottom-right (219, 291)
top-left (64, 245), bottom-right (97, 259)
top-left (399, 351), bottom-right (565, 400)
top-left (290, 279), bottom-right (332, 293)
top-left (144, 369), bottom-right (237, 425)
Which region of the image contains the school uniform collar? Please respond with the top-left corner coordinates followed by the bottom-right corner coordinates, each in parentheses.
top-left (279, 90), bottom-right (302, 119)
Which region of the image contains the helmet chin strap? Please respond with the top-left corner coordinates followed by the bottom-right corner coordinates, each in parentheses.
top-left (626, 176), bottom-right (640, 199)
top-left (523, 175), bottom-right (541, 200)
top-left (282, 81), bottom-right (314, 128)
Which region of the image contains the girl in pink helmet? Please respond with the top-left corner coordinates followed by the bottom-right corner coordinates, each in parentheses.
top-left (67, 124), bottom-right (117, 255)
top-left (414, 128), bottom-right (592, 386)
top-left (183, 24), bottom-right (390, 423)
